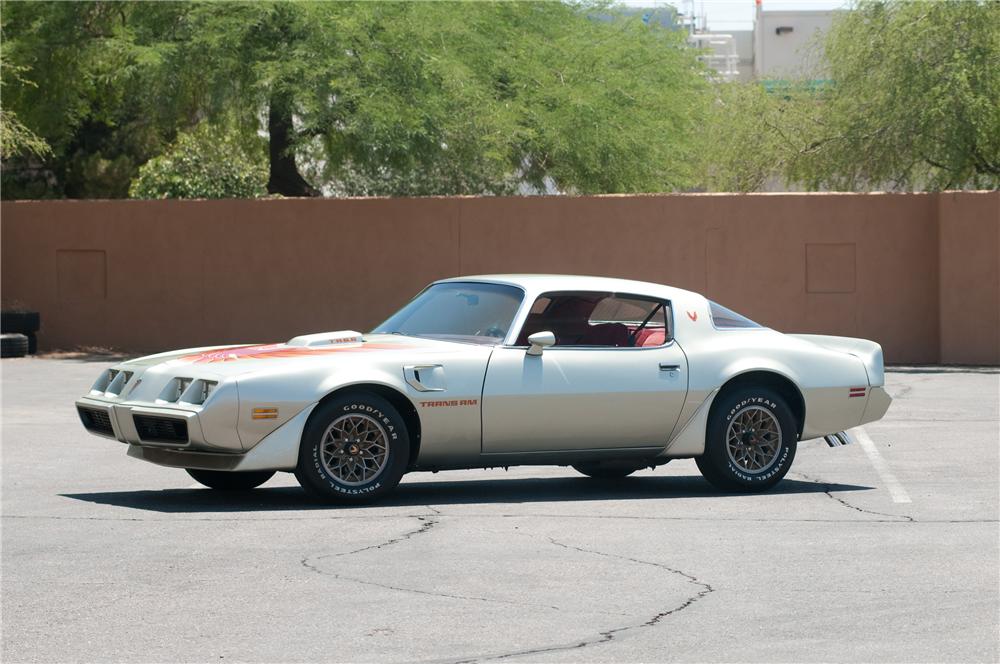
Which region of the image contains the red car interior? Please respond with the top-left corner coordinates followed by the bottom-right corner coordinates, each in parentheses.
top-left (514, 294), bottom-right (667, 347)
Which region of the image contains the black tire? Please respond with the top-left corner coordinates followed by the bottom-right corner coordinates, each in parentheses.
top-left (1, 333), bottom-right (29, 358)
top-left (696, 387), bottom-right (797, 492)
top-left (1, 311), bottom-right (40, 334)
top-left (294, 392), bottom-right (410, 504)
top-left (186, 468), bottom-right (275, 490)
top-left (572, 463), bottom-right (639, 479)
top-left (26, 332), bottom-right (38, 355)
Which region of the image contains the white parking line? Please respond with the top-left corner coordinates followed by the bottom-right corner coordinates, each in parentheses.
top-left (853, 426), bottom-right (912, 504)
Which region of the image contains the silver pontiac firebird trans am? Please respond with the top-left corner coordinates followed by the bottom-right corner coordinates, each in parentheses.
top-left (76, 275), bottom-right (891, 503)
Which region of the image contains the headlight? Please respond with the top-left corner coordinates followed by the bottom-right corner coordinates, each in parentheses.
top-left (196, 380), bottom-right (217, 404)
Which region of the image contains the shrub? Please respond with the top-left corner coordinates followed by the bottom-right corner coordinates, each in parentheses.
top-left (129, 125), bottom-right (267, 199)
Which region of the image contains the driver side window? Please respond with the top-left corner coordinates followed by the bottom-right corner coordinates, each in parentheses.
top-left (515, 292), bottom-right (671, 348)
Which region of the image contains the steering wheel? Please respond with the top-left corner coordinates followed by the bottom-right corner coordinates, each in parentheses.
top-left (475, 324), bottom-right (507, 339)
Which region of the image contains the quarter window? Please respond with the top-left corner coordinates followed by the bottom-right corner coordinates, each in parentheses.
top-left (709, 301), bottom-right (762, 329)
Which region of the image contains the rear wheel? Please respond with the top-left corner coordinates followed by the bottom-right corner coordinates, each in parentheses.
top-left (696, 387), bottom-right (797, 492)
top-left (186, 469), bottom-right (275, 491)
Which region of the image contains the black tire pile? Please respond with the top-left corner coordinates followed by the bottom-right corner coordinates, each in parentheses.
top-left (1, 311), bottom-right (40, 358)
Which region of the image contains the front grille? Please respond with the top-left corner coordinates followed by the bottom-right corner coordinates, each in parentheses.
top-left (78, 406), bottom-right (115, 436)
top-left (133, 415), bottom-right (189, 444)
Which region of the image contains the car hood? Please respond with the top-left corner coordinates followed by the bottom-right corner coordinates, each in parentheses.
top-left (122, 333), bottom-right (473, 379)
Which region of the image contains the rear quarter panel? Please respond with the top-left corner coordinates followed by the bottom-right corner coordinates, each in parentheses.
top-left (667, 295), bottom-right (871, 453)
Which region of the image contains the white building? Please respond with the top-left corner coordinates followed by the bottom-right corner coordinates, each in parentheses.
top-left (753, 7), bottom-right (837, 80)
top-left (676, 3), bottom-right (838, 83)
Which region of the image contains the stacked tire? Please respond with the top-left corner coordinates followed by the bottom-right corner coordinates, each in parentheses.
top-left (1, 311), bottom-right (40, 358)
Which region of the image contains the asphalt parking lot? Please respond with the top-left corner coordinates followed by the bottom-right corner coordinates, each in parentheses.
top-left (2, 358), bottom-right (998, 663)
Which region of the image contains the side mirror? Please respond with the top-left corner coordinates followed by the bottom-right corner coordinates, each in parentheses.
top-left (526, 331), bottom-right (556, 356)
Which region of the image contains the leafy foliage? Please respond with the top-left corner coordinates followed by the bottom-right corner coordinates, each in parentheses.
top-left (5, 0), bottom-right (995, 197)
top-left (0, 62), bottom-right (50, 160)
top-left (796, 0), bottom-right (1000, 190)
top-left (696, 82), bottom-right (809, 192)
top-left (0, 2), bottom-right (172, 197)
top-left (2, 1), bottom-right (709, 198)
top-left (129, 124), bottom-right (267, 199)
top-left (704, 0), bottom-right (1000, 192)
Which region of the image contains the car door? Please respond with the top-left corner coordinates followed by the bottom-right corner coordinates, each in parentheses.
top-left (481, 292), bottom-right (688, 453)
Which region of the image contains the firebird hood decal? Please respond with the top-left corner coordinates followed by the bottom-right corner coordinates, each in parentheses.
top-left (180, 341), bottom-right (415, 363)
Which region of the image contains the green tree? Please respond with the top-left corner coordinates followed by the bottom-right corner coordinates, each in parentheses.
top-left (700, 0), bottom-right (999, 193)
top-left (0, 61), bottom-right (51, 160)
top-left (2, 1), bottom-right (709, 199)
top-left (0, 2), bottom-right (172, 197)
top-left (789, 0), bottom-right (1000, 190)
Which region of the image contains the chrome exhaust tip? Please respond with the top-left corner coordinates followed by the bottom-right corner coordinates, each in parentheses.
top-left (824, 431), bottom-right (854, 447)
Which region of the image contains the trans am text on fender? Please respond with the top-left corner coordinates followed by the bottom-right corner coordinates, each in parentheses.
top-left (76, 275), bottom-right (891, 503)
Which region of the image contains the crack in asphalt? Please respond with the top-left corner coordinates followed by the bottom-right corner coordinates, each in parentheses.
top-left (331, 514), bottom-right (439, 559)
top-left (890, 384), bottom-right (913, 400)
top-left (299, 515), bottom-right (572, 614)
top-left (795, 472), bottom-right (915, 522)
top-left (548, 537), bottom-right (715, 627)
top-left (442, 537), bottom-right (715, 664)
top-left (300, 515), bottom-right (438, 573)
top-left (307, 571), bottom-right (566, 612)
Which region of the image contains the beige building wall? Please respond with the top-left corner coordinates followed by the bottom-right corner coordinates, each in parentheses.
top-left (2, 192), bottom-right (997, 364)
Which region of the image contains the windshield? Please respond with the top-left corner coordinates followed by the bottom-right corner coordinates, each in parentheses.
top-left (373, 282), bottom-right (524, 345)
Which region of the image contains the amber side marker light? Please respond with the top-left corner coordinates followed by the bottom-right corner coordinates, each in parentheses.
top-left (252, 407), bottom-right (279, 420)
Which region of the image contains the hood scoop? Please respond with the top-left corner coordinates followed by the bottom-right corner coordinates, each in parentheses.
top-left (286, 330), bottom-right (364, 348)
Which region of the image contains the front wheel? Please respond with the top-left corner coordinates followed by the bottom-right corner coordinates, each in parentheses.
top-left (294, 392), bottom-right (410, 504)
top-left (186, 469), bottom-right (275, 491)
top-left (696, 387), bottom-right (797, 492)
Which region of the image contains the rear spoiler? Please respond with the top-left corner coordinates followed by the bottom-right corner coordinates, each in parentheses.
top-left (787, 334), bottom-right (885, 387)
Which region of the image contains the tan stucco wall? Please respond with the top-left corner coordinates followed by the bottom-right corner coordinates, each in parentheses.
top-left (938, 192), bottom-right (1000, 365)
top-left (2, 192), bottom-right (997, 364)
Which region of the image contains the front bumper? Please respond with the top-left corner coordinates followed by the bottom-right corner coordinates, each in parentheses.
top-left (76, 396), bottom-right (219, 451)
top-left (76, 396), bottom-right (315, 473)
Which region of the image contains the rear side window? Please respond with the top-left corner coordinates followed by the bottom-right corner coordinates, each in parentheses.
top-left (590, 296), bottom-right (666, 327)
top-left (709, 301), bottom-right (761, 329)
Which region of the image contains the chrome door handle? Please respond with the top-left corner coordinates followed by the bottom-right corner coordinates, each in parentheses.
top-left (659, 363), bottom-right (681, 371)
